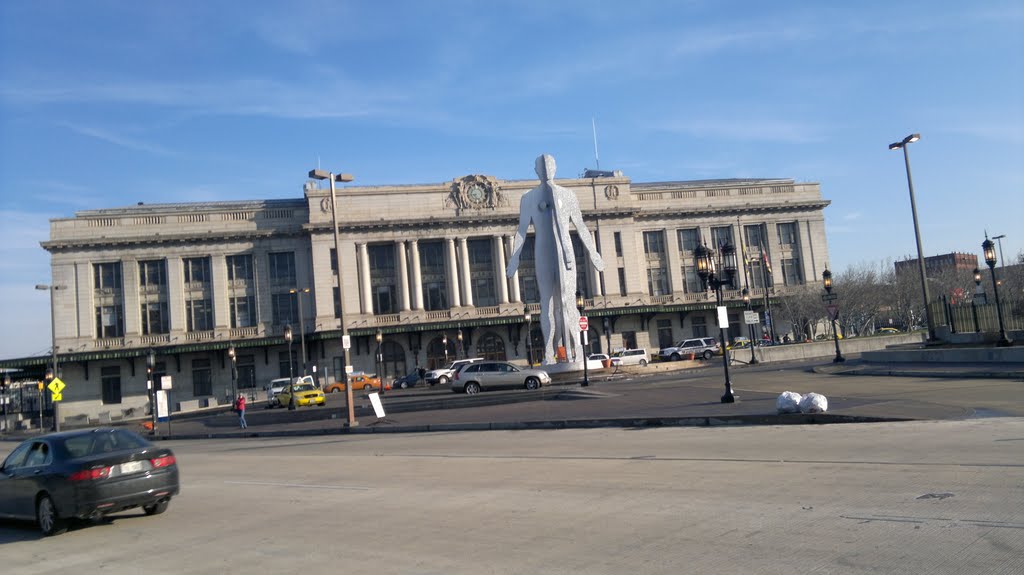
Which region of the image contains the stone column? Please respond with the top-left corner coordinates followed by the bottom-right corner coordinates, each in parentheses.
top-left (494, 236), bottom-right (509, 304)
top-left (122, 258), bottom-right (141, 337)
top-left (397, 241), bottom-right (411, 311)
top-left (446, 238), bottom-right (461, 307)
top-left (459, 237), bottom-right (474, 307)
top-left (410, 239), bottom-right (424, 310)
top-left (506, 235), bottom-right (521, 303)
top-left (358, 242), bottom-right (373, 314)
top-left (211, 255), bottom-right (229, 329)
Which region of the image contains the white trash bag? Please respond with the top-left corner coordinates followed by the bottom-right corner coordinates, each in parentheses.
top-left (776, 391), bottom-right (803, 414)
top-left (799, 392), bottom-right (828, 414)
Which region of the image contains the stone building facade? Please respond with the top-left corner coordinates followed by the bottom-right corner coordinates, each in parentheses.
top-left (6, 172), bottom-right (831, 424)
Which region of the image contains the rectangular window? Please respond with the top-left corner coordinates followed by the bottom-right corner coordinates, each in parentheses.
top-left (647, 268), bottom-right (668, 296)
top-left (333, 287), bottom-right (341, 319)
top-left (183, 257), bottom-right (211, 284)
top-left (141, 302), bottom-right (169, 335)
top-left (750, 259), bottom-right (774, 289)
top-left (330, 248), bottom-right (338, 273)
top-left (138, 260), bottom-right (166, 288)
top-left (677, 228), bottom-right (700, 252)
top-left (368, 244), bottom-right (395, 272)
top-left (237, 354), bottom-right (256, 389)
top-left (192, 358), bottom-right (212, 397)
top-left (621, 330), bottom-right (637, 350)
top-left (268, 252), bottom-right (296, 285)
top-left (226, 254), bottom-right (253, 281)
top-left (519, 277), bottom-right (538, 305)
top-left (614, 232), bottom-right (623, 257)
top-left (100, 366), bottom-right (121, 405)
top-left (692, 316), bottom-right (707, 338)
top-left (711, 226), bottom-right (734, 250)
top-left (657, 319), bottom-right (674, 350)
top-left (682, 265), bottom-right (702, 293)
top-left (94, 262), bottom-right (122, 291)
top-left (186, 299), bottom-right (213, 331)
top-left (373, 285), bottom-right (395, 315)
top-left (617, 268), bottom-right (627, 296)
top-left (230, 295), bottom-right (256, 328)
top-left (279, 351), bottom-right (296, 379)
top-left (95, 305), bottom-right (124, 338)
top-left (643, 230), bottom-right (665, 257)
top-left (777, 222), bottom-right (798, 246)
top-left (781, 258), bottom-right (804, 286)
top-left (744, 224), bottom-right (766, 251)
top-left (473, 278), bottom-right (497, 307)
top-left (271, 293), bottom-right (298, 325)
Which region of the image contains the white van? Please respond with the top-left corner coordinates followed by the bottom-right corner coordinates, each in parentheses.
top-left (612, 349), bottom-right (649, 367)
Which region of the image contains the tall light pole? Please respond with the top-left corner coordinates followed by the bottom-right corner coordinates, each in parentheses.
top-left (983, 234), bottom-right (1013, 346)
top-left (991, 234), bottom-right (1006, 272)
top-left (576, 292), bottom-right (589, 387)
top-left (308, 168), bottom-right (357, 428)
top-left (36, 283), bottom-right (63, 431)
top-left (456, 329), bottom-right (464, 360)
top-left (695, 240), bottom-right (738, 403)
top-left (524, 307), bottom-right (533, 366)
top-left (289, 288), bottom-right (310, 375)
top-left (227, 344), bottom-right (237, 401)
top-left (147, 348), bottom-right (157, 435)
top-left (375, 330), bottom-right (384, 395)
top-left (889, 133), bottom-right (936, 341)
top-left (821, 267), bottom-right (845, 363)
top-left (741, 289), bottom-right (758, 364)
top-left (284, 324), bottom-right (294, 382)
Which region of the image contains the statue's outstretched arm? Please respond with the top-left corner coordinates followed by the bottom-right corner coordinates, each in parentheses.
top-left (567, 192), bottom-right (605, 272)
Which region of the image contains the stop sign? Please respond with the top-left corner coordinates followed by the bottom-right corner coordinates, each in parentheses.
top-left (579, 316), bottom-right (589, 331)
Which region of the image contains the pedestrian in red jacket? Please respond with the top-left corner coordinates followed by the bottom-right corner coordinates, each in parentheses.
top-left (234, 394), bottom-right (247, 429)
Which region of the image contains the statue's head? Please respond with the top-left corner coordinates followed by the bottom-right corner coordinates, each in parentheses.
top-left (534, 154), bottom-right (557, 181)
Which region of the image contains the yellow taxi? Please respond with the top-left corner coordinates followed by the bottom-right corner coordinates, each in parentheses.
top-left (277, 381), bottom-right (326, 407)
top-left (325, 374), bottom-right (389, 393)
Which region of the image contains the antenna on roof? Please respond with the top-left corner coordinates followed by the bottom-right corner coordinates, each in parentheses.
top-left (592, 117), bottom-right (600, 171)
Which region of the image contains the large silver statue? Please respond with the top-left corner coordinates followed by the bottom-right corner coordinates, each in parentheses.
top-left (506, 154), bottom-right (605, 365)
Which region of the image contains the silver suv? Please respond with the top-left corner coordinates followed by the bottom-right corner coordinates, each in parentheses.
top-left (424, 358), bottom-right (484, 385)
top-left (612, 348), bottom-right (649, 367)
top-left (659, 337), bottom-right (719, 361)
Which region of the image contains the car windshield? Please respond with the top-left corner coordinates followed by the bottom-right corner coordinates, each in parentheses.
top-left (292, 383), bottom-right (316, 392)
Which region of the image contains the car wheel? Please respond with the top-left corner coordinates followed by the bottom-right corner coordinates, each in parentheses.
top-left (399, 381), bottom-right (409, 389)
top-left (143, 500), bottom-right (169, 516)
top-left (703, 350), bottom-right (713, 360)
top-left (329, 387), bottom-right (340, 393)
top-left (670, 353), bottom-right (680, 361)
top-left (639, 359), bottom-right (648, 367)
top-left (363, 384), bottom-right (372, 391)
top-left (439, 375), bottom-right (450, 385)
top-left (37, 494), bottom-right (67, 536)
top-left (464, 382), bottom-right (481, 395)
top-left (524, 377), bottom-right (540, 390)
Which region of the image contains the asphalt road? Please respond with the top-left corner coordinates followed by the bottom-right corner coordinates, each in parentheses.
top-left (2, 418), bottom-right (1022, 574)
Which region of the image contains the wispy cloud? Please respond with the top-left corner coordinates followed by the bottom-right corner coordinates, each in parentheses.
top-left (58, 122), bottom-right (175, 156)
top-left (653, 116), bottom-right (827, 144)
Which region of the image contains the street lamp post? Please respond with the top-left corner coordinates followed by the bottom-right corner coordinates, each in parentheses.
top-left (147, 348), bottom-right (156, 434)
top-left (228, 344), bottom-right (237, 401)
top-left (308, 168), bottom-right (357, 427)
top-left (524, 307), bottom-right (533, 366)
top-left (35, 284), bottom-right (63, 431)
top-left (289, 288), bottom-right (310, 375)
top-left (375, 330), bottom-right (384, 395)
top-left (983, 235), bottom-right (1013, 346)
top-left (442, 334), bottom-right (449, 365)
top-left (971, 268), bottom-right (983, 332)
top-left (889, 133), bottom-right (937, 341)
top-left (457, 329), bottom-right (464, 360)
top-left (992, 234), bottom-right (1006, 272)
top-left (821, 267), bottom-right (845, 363)
top-left (695, 240), bottom-right (738, 403)
top-left (576, 292), bottom-right (589, 387)
top-left (741, 289), bottom-right (758, 365)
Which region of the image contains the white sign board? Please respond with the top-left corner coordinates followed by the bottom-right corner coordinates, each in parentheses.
top-left (345, 365), bottom-right (354, 375)
top-left (342, 335), bottom-right (352, 350)
top-left (368, 392), bottom-right (386, 419)
top-left (160, 375), bottom-right (172, 390)
top-left (716, 306), bottom-right (729, 329)
top-left (156, 390), bottom-right (169, 418)
top-left (744, 310), bottom-right (759, 325)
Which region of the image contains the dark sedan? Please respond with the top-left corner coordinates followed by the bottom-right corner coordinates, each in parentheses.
top-left (0, 427), bottom-right (180, 536)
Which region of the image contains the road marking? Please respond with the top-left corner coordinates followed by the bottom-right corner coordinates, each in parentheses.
top-left (224, 480), bottom-right (371, 491)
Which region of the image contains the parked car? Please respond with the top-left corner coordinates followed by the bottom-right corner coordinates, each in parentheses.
top-left (450, 361), bottom-right (551, 394)
top-left (325, 373), bottom-right (388, 393)
top-left (613, 348), bottom-right (650, 367)
top-left (276, 381), bottom-right (326, 408)
top-left (659, 337), bottom-right (719, 361)
top-left (391, 370), bottom-right (420, 389)
top-left (0, 428), bottom-right (180, 536)
top-left (726, 337), bottom-right (752, 350)
top-left (266, 375), bottom-right (315, 408)
top-left (424, 358), bottom-right (484, 385)
top-left (588, 353), bottom-right (621, 367)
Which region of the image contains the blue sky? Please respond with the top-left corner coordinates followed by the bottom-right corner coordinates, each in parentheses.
top-left (1, 0), bottom-right (1022, 359)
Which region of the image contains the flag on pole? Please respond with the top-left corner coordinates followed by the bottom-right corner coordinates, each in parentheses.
top-left (760, 242), bottom-right (772, 275)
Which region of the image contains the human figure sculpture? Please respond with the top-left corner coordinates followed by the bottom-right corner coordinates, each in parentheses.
top-left (506, 154), bottom-right (605, 364)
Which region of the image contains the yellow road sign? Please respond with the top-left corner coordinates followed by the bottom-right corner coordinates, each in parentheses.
top-left (47, 378), bottom-right (66, 395)
top-left (51, 391), bottom-right (63, 402)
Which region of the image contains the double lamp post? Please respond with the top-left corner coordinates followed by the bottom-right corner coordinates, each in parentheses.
top-left (694, 241), bottom-right (737, 403)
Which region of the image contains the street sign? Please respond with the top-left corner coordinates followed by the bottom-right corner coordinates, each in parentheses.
top-left (827, 304), bottom-right (839, 321)
top-left (743, 311), bottom-right (759, 325)
top-left (716, 306), bottom-right (729, 328)
top-left (51, 392), bottom-right (63, 402)
top-left (579, 316), bottom-right (589, 331)
top-left (47, 378), bottom-right (65, 395)
top-left (342, 335), bottom-right (351, 350)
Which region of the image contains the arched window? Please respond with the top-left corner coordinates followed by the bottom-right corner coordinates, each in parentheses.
top-left (475, 332), bottom-right (507, 361)
top-left (587, 328), bottom-right (601, 355)
top-left (426, 336), bottom-right (458, 369)
top-left (379, 341), bottom-right (406, 381)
